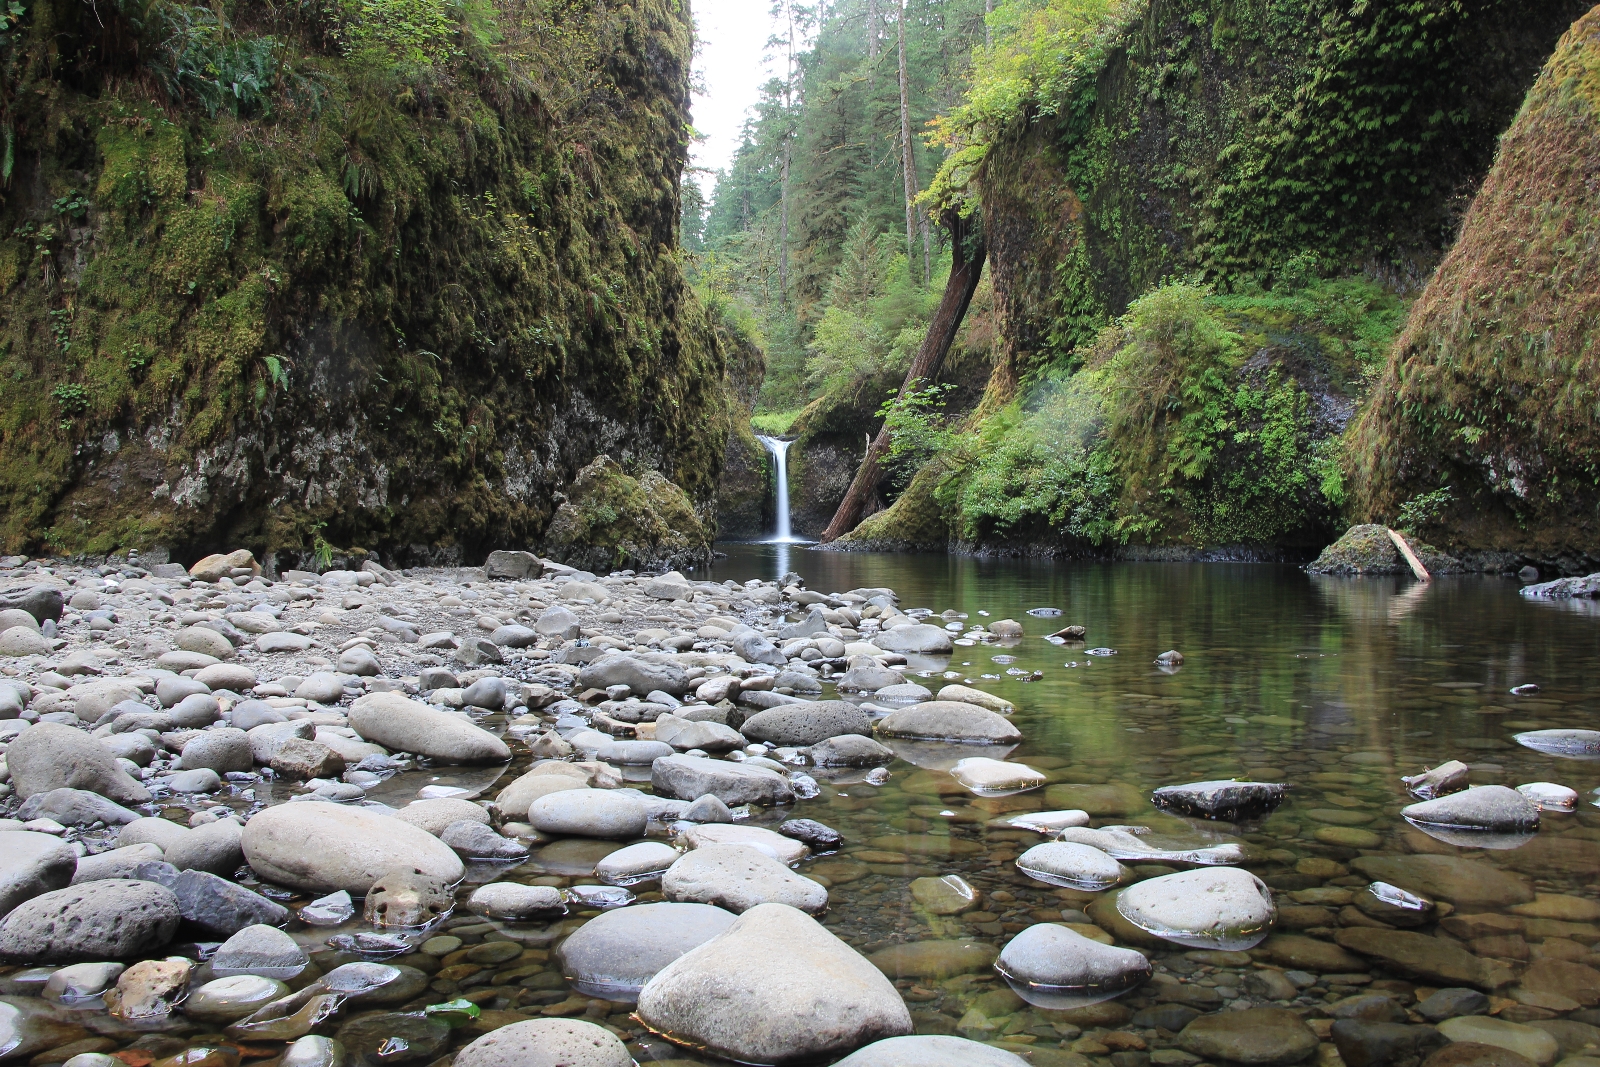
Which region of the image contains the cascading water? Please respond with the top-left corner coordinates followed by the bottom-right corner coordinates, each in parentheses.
top-left (756, 435), bottom-right (796, 541)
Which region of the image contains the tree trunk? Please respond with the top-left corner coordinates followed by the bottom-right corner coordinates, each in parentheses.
top-left (897, 0), bottom-right (919, 277)
top-left (818, 210), bottom-right (987, 544)
top-left (868, 0), bottom-right (879, 62)
top-left (985, 0), bottom-right (993, 47)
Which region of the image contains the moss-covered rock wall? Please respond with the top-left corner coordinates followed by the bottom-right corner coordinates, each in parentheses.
top-left (0, 0), bottom-right (726, 565)
top-left (714, 311), bottom-right (769, 539)
top-left (1349, 4), bottom-right (1600, 571)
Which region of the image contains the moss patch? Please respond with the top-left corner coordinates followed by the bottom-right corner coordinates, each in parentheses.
top-left (544, 456), bottom-right (710, 574)
top-left (1306, 524), bottom-right (1461, 576)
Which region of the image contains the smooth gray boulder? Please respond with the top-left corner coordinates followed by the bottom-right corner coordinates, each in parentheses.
top-left (874, 701), bottom-right (1023, 744)
top-left (740, 700), bottom-right (872, 747)
top-left (528, 789), bottom-right (649, 840)
top-left (484, 550), bottom-right (544, 581)
top-left (71, 843), bottom-right (163, 884)
top-left (660, 719), bottom-right (745, 753)
top-left (595, 842), bottom-right (681, 886)
top-left (490, 625), bottom-right (537, 649)
top-left (834, 1037), bottom-right (1029, 1067)
top-left (1016, 842), bottom-right (1127, 891)
top-left (440, 821), bottom-right (528, 859)
top-left (347, 692), bottom-right (510, 764)
top-left (0, 879), bottom-right (180, 961)
top-left (0, 584), bottom-right (63, 623)
top-left (0, 831), bottom-right (77, 918)
top-left (1117, 868), bottom-right (1277, 951)
top-left (577, 654), bottom-right (690, 697)
top-left (454, 1019), bottom-right (630, 1067)
top-left (651, 754), bottom-right (796, 806)
top-left (178, 729), bottom-right (253, 773)
top-left (240, 804), bottom-right (464, 894)
top-left (995, 923), bottom-right (1152, 1009)
top-left (731, 631), bottom-right (786, 666)
top-left (211, 923), bottom-right (308, 979)
top-left (165, 819), bottom-right (244, 876)
top-left (534, 606), bottom-right (581, 640)
top-left (394, 799), bottom-right (490, 837)
top-left (467, 883), bottom-right (566, 921)
top-left (871, 624), bottom-right (953, 654)
top-left (17, 789), bottom-right (140, 827)
top-left (835, 663), bottom-right (905, 692)
top-left (662, 844), bottom-right (827, 915)
top-left (247, 719), bottom-right (315, 763)
top-left (809, 734), bottom-right (895, 767)
top-left (1402, 785), bottom-right (1540, 832)
top-left (558, 901), bottom-right (736, 1001)
top-left (593, 739), bottom-right (673, 765)
top-left (173, 869), bottom-right (289, 936)
top-left (637, 903), bottom-right (911, 1064)
top-left (5, 722), bottom-right (151, 804)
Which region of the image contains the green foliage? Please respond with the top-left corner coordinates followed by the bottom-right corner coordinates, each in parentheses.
top-left (113, 1), bottom-right (282, 116)
top-left (750, 409), bottom-right (802, 435)
top-left (879, 381), bottom-right (957, 486)
top-left (1395, 486), bottom-right (1454, 535)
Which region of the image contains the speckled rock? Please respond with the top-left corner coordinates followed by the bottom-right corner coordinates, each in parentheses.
top-left (0, 879), bottom-right (180, 962)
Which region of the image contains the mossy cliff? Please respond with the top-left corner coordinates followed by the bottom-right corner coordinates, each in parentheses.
top-left (544, 455), bottom-right (710, 572)
top-left (1349, 5), bottom-right (1600, 570)
top-left (713, 306), bottom-right (769, 539)
top-left (0, 0), bottom-right (725, 564)
top-left (839, 0), bottom-right (1588, 558)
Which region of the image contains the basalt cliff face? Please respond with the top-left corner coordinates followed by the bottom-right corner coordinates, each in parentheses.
top-left (0, 0), bottom-right (726, 567)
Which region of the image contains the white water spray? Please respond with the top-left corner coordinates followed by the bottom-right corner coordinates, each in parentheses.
top-left (756, 435), bottom-right (796, 542)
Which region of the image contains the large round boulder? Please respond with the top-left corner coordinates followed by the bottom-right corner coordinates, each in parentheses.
top-left (739, 701), bottom-right (872, 747)
top-left (5, 722), bottom-right (151, 804)
top-left (240, 805), bottom-right (464, 894)
top-left (347, 692), bottom-right (510, 764)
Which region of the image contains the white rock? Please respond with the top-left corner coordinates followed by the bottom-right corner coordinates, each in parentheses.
top-left (347, 692), bottom-right (510, 763)
top-left (240, 804), bottom-right (463, 894)
top-left (661, 844), bottom-right (827, 914)
top-left (1115, 867), bottom-right (1276, 950)
top-left (528, 788), bottom-right (648, 839)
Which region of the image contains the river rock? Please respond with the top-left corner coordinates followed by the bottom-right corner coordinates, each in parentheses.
top-left (662, 719), bottom-right (745, 752)
top-left (1350, 855), bottom-right (1533, 909)
top-left (528, 788), bottom-right (648, 839)
top-left (1016, 842), bottom-right (1127, 891)
top-left (683, 823), bottom-right (808, 864)
top-left (1437, 1018), bottom-right (1560, 1065)
top-left (1117, 868), bottom-right (1276, 950)
top-left (1513, 730), bottom-right (1600, 759)
top-left (0, 831), bottom-right (77, 917)
top-left (166, 819), bottom-right (245, 876)
top-left (1152, 780), bottom-right (1288, 820)
top-left (833, 1036), bottom-right (1029, 1067)
top-left (0, 879), bottom-right (179, 961)
top-left (578, 654), bottom-right (689, 696)
top-left (240, 804), bottom-right (463, 893)
top-left (212, 924), bottom-right (308, 979)
top-left (394, 799), bottom-right (490, 836)
top-left (1179, 1007), bottom-right (1320, 1065)
top-left (779, 818), bottom-right (841, 850)
top-left (662, 844), bottom-right (827, 914)
top-left (494, 770), bottom-right (586, 818)
top-left (869, 940), bottom-right (1000, 979)
top-left (0, 583), bottom-right (63, 623)
top-left (872, 682), bottom-right (931, 701)
top-left (441, 820), bottom-right (528, 859)
top-left (176, 626), bottom-right (235, 659)
top-left (173, 869), bottom-right (289, 935)
top-left (636, 902), bottom-right (912, 1064)
top-left (1331, 1020), bottom-right (1449, 1067)
top-left (105, 957), bottom-right (192, 1020)
top-left (951, 757), bottom-right (1045, 795)
top-left (185, 975), bottom-right (291, 1022)
top-left (178, 728), bottom-right (253, 773)
top-left (42, 961), bottom-right (124, 1003)
top-left (995, 922), bottom-right (1153, 1008)
top-left (271, 738), bottom-right (345, 779)
top-left (593, 739), bottom-right (673, 765)
top-left (466, 883), bottom-right (565, 921)
top-left (71, 843), bottom-right (162, 884)
top-left (1335, 928), bottom-right (1493, 988)
top-left (17, 789), bottom-right (140, 827)
top-left (248, 720), bottom-right (315, 763)
top-left (731, 631), bottom-right (786, 666)
top-left (595, 842), bottom-right (681, 885)
top-left (5, 722), bottom-right (151, 804)
top-left (356, 867), bottom-right (450, 928)
top-left (740, 700), bottom-right (872, 746)
top-left (875, 701), bottom-right (1022, 744)
top-left (347, 693), bottom-right (510, 763)
top-left (0, 627), bottom-right (50, 656)
top-left (836, 663), bottom-right (906, 692)
top-left (683, 793), bottom-right (733, 822)
top-left (809, 734), bottom-right (894, 766)
top-left (455, 1018), bottom-right (629, 1067)
top-left (652, 754), bottom-right (796, 806)
top-left (910, 875), bottom-right (979, 915)
top-left (534, 606), bottom-right (581, 640)
top-left (872, 624), bottom-right (954, 654)
top-left (935, 684), bottom-right (1014, 713)
top-left (1403, 786), bottom-right (1540, 832)
top-left (557, 901), bottom-right (736, 1001)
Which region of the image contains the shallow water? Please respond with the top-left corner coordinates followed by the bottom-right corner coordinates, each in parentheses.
top-left (11, 549), bottom-right (1600, 1066)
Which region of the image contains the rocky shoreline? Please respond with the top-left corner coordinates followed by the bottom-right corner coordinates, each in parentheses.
top-left (0, 550), bottom-right (1597, 1067)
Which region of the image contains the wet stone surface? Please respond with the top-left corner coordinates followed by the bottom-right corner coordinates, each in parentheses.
top-left (1, 549), bottom-right (1599, 1065)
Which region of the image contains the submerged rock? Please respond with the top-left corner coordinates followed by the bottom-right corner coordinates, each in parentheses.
top-left (1179, 1007), bottom-right (1320, 1065)
top-left (1016, 842), bottom-right (1127, 891)
top-left (950, 757), bottom-right (1045, 796)
top-left (636, 902), bottom-right (913, 1064)
top-left (910, 875), bottom-right (980, 915)
top-left (363, 868), bottom-right (454, 928)
top-left (1056, 826), bottom-right (1245, 866)
top-left (1116, 868), bottom-right (1276, 950)
top-left (996, 923), bottom-right (1152, 1009)
top-left (558, 901), bottom-right (736, 1001)
top-left (1152, 780), bottom-right (1287, 820)
top-left (1514, 730), bottom-right (1600, 759)
top-left (1516, 782), bottom-right (1577, 810)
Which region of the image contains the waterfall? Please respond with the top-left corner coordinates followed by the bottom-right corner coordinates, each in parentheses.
top-left (756, 434), bottom-right (796, 543)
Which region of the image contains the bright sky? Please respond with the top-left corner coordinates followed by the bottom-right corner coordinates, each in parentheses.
top-left (689, 0), bottom-right (781, 181)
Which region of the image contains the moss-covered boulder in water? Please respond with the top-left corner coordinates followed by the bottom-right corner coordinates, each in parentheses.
top-left (543, 457), bottom-right (709, 573)
top-left (1349, 5), bottom-right (1600, 564)
top-left (1308, 525), bottom-right (1461, 576)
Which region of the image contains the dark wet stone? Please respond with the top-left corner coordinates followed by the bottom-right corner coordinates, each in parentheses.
top-left (1179, 1007), bottom-right (1319, 1065)
top-left (1331, 1020), bottom-right (1448, 1067)
top-left (1330, 995), bottom-right (1408, 1023)
top-left (335, 1012), bottom-right (451, 1065)
top-left (779, 819), bottom-right (842, 850)
top-left (1421, 1043), bottom-right (1536, 1067)
top-left (1151, 780), bottom-right (1287, 820)
top-left (173, 869), bottom-right (289, 936)
top-left (1416, 988), bottom-right (1489, 1022)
